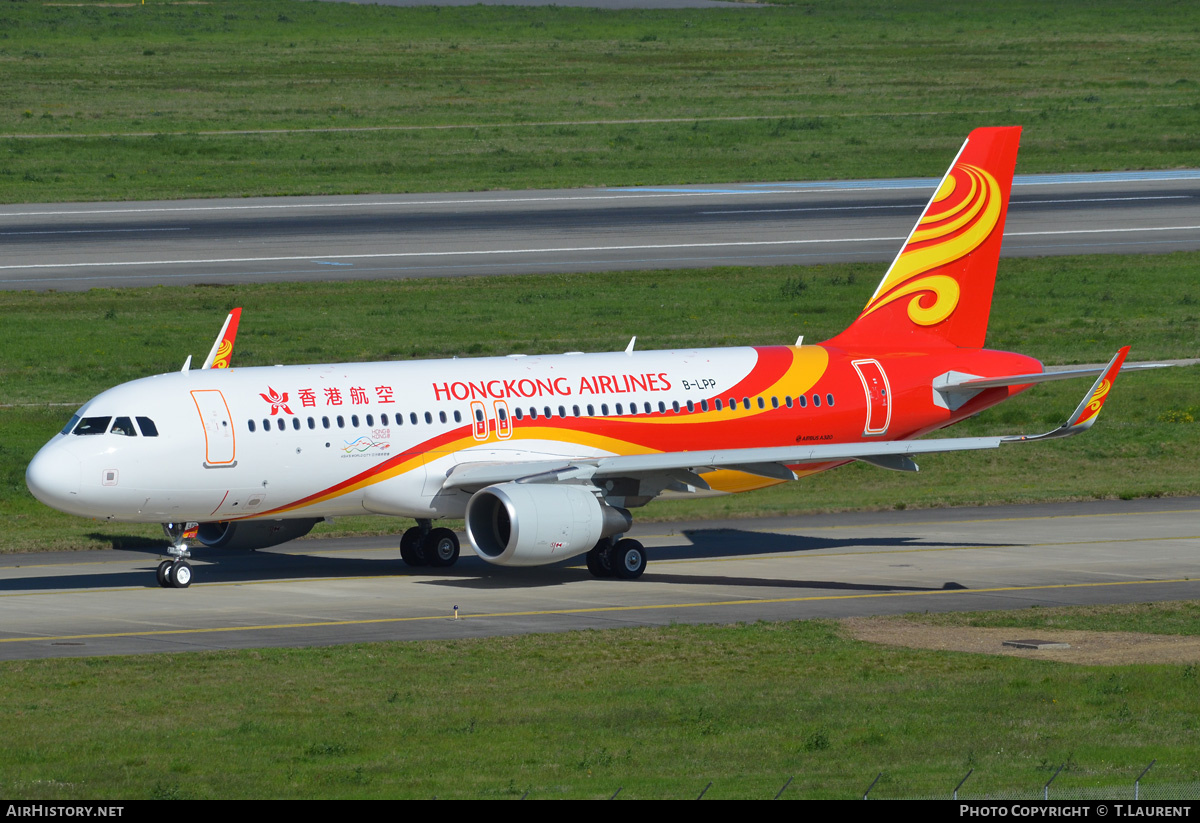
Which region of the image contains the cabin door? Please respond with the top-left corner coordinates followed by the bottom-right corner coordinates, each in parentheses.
top-left (191, 389), bottom-right (237, 466)
top-left (851, 359), bottom-right (892, 437)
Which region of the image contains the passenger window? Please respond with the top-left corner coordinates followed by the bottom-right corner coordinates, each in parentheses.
top-left (601, 404), bottom-right (609, 416)
top-left (73, 416), bottom-right (111, 436)
top-left (322, 416), bottom-right (331, 429)
top-left (572, 405), bottom-right (580, 418)
top-left (742, 397), bottom-right (750, 409)
top-left (454, 410), bottom-right (462, 423)
top-left (514, 408), bottom-right (524, 421)
top-left (308, 417), bottom-right (316, 430)
top-left (381, 414), bottom-right (389, 426)
top-left (366, 414), bottom-right (374, 427)
top-left (671, 401), bottom-right (680, 413)
top-left (262, 418), bottom-right (271, 431)
top-left (785, 396), bottom-right (793, 408)
top-left (686, 400), bottom-right (695, 413)
top-left (644, 402), bottom-right (652, 414)
top-left (715, 399), bottom-right (723, 411)
top-left (248, 419), bottom-right (256, 433)
top-left (798, 395), bottom-right (807, 408)
top-left (530, 407), bottom-right (538, 420)
top-left (292, 417), bottom-right (301, 430)
top-left (110, 417), bottom-right (137, 437)
top-left (700, 400), bottom-right (708, 412)
top-left (337, 415), bottom-right (345, 428)
top-left (558, 406), bottom-right (566, 418)
top-left (757, 397), bottom-right (765, 409)
top-left (812, 394), bottom-right (822, 408)
top-left (615, 403), bottom-right (623, 416)
top-left (658, 401), bottom-right (666, 414)
top-left (351, 415), bottom-right (360, 427)
top-left (276, 418), bottom-right (286, 431)
top-left (410, 412), bottom-right (418, 425)
top-left (827, 393), bottom-right (835, 407)
top-left (424, 411), bottom-right (433, 424)
top-left (587, 404), bottom-right (595, 416)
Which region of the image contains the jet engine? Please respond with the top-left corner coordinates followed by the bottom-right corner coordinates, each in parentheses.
top-left (465, 483), bottom-right (631, 567)
top-left (164, 518), bottom-right (320, 551)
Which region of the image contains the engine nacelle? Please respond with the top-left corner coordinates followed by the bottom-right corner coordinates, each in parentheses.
top-left (465, 483), bottom-right (631, 567)
top-left (163, 518), bottom-right (319, 550)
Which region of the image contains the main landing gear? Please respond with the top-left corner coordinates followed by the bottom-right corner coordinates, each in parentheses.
top-left (586, 537), bottom-right (647, 580)
top-left (400, 520), bottom-right (461, 568)
top-left (156, 522), bottom-right (195, 589)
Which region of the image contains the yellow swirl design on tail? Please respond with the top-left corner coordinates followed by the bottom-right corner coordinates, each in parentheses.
top-left (211, 339), bottom-right (234, 369)
top-left (860, 163), bottom-right (1001, 326)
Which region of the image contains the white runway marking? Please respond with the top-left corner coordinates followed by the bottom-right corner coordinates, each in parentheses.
top-left (702, 195), bottom-right (1192, 215)
top-left (2, 225), bottom-right (1198, 272)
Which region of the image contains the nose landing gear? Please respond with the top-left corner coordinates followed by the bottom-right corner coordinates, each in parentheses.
top-left (156, 522), bottom-right (196, 589)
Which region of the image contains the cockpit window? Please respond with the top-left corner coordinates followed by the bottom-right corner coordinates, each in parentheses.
top-left (136, 417), bottom-right (159, 437)
top-left (73, 416), bottom-right (111, 436)
top-left (61, 414), bottom-right (81, 435)
top-left (110, 417), bottom-right (137, 437)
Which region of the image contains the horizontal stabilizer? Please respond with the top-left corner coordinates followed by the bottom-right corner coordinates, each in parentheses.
top-left (937, 359), bottom-right (1169, 392)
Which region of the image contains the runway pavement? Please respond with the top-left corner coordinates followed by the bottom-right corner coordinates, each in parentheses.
top-left (2, 171), bottom-right (1197, 291)
top-left (1, 496), bottom-right (1197, 660)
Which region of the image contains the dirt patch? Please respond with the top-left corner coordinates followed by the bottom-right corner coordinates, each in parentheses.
top-left (842, 616), bottom-right (1200, 666)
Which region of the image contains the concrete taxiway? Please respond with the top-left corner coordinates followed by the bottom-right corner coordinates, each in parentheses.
top-left (1, 497), bottom-right (1197, 660)
top-left (2, 171), bottom-right (1197, 290)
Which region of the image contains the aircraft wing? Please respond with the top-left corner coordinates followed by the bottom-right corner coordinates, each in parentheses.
top-left (444, 348), bottom-right (1129, 493)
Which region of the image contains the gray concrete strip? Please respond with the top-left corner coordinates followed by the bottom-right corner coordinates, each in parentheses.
top-left (1, 497), bottom-right (1197, 659)
top-left (1, 173), bottom-right (1196, 291)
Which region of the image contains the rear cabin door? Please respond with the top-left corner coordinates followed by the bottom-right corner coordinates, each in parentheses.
top-left (851, 359), bottom-right (892, 437)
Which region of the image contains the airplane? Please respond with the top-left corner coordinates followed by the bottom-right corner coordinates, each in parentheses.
top-left (26, 126), bottom-right (1152, 588)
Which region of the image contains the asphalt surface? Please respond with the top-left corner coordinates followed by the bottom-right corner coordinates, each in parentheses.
top-left (2, 496), bottom-right (1197, 660)
top-left (2, 171), bottom-right (1198, 291)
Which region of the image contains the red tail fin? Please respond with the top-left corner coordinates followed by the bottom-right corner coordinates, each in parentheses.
top-left (827, 126), bottom-right (1021, 349)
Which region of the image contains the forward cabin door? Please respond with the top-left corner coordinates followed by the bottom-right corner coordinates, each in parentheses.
top-left (851, 359), bottom-right (892, 437)
top-left (191, 389), bottom-right (236, 466)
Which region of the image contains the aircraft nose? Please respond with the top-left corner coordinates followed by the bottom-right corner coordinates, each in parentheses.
top-left (26, 445), bottom-right (82, 512)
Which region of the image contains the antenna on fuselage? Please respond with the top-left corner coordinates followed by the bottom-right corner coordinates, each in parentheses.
top-left (180, 355), bottom-right (192, 373)
top-left (795, 335), bottom-right (804, 347)
top-left (625, 336), bottom-right (636, 355)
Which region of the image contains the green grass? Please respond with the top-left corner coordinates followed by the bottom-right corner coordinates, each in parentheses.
top-left (1, 615), bottom-right (1197, 799)
top-left (1, 251), bottom-right (1197, 552)
top-left (2, 0), bottom-right (1199, 201)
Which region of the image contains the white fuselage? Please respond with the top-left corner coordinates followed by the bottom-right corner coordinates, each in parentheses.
top-left (26, 344), bottom-right (844, 524)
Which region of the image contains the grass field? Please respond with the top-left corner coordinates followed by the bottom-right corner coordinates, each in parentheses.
top-left (2, 0), bottom-right (1198, 202)
top-left (1, 606), bottom-right (1198, 800)
top-left (2, 251), bottom-right (1197, 552)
